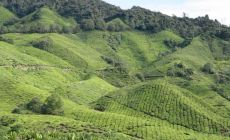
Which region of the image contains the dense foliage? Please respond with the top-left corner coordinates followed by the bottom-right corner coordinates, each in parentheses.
top-left (0, 0), bottom-right (230, 38)
top-left (167, 63), bottom-right (194, 80)
top-left (12, 94), bottom-right (64, 115)
top-left (42, 94), bottom-right (64, 115)
top-left (202, 63), bottom-right (215, 74)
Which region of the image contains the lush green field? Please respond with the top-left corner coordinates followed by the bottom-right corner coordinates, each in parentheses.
top-left (0, 29), bottom-right (229, 140)
top-left (0, 7), bottom-right (229, 138)
top-left (0, 1), bottom-right (229, 139)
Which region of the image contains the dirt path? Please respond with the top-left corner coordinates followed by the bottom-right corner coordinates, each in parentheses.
top-left (0, 64), bottom-right (74, 71)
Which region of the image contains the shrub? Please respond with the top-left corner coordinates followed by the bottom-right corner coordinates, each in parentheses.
top-left (29, 23), bottom-right (50, 33)
top-left (72, 24), bottom-right (81, 33)
top-left (42, 94), bottom-right (64, 115)
top-left (107, 19), bottom-right (128, 32)
top-left (94, 103), bottom-right (106, 112)
top-left (95, 19), bottom-right (106, 30)
top-left (176, 70), bottom-right (186, 77)
top-left (215, 29), bottom-right (230, 41)
top-left (49, 24), bottom-right (62, 33)
top-left (13, 95), bottom-right (64, 116)
top-left (32, 37), bottom-right (54, 51)
top-left (3, 17), bottom-right (19, 26)
top-left (26, 97), bottom-right (43, 113)
top-left (0, 116), bottom-right (16, 126)
top-left (167, 63), bottom-right (193, 80)
top-left (202, 63), bottom-right (215, 74)
top-left (167, 69), bottom-right (175, 76)
top-left (175, 63), bottom-right (184, 68)
top-left (211, 85), bottom-right (224, 95)
top-left (81, 19), bottom-right (95, 31)
top-left (136, 73), bottom-right (145, 82)
top-left (62, 26), bottom-right (73, 33)
top-left (0, 36), bottom-right (14, 44)
top-left (10, 124), bottom-right (23, 132)
top-left (107, 23), bottom-right (116, 31)
top-left (12, 104), bottom-right (25, 114)
top-left (0, 26), bottom-right (9, 34)
top-left (164, 39), bottom-right (178, 50)
top-left (223, 46), bottom-right (230, 55)
top-left (215, 73), bottom-right (230, 84)
top-left (185, 68), bottom-right (194, 75)
top-left (157, 50), bottom-right (172, 60)
top-left (179, 38), bottom-right (192, 48)
top-left (101, 56), bottom-right (115, 65)
top-left (164, 38), bottom-right (192, 51)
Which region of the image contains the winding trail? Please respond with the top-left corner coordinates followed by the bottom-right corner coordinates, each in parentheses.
top-left (0, 64), bottom-right (74, 71)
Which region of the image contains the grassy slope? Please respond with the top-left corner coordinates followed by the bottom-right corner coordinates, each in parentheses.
top-left (0, 6), bottom-right (16, 25)
top-left (75, 30), bottom-right (180, 72)
top-left (0, 30), bottom-right (229, 139)
top-left (9, 7), bottom-right (76, 30)
top-left (144, 35), bottom-right (230, 118)
top-left (94, 81), bottom-right (229, 133)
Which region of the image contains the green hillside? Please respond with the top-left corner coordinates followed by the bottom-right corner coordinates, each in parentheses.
top-left (0, 30), bottom-right (229, 139)
top-left (0, 0), bottom-right (229, 139)
top-left (94, 81), bottom-right (229, 133)
top-left (7, 7), bottom-right (77, 33)
top-left (0, 6), bottom-right (16, 25)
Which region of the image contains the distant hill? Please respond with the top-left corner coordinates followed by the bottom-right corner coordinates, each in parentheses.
top-left (0, 0), bottom-right (230, 39)
top-left (0, 5), bottom-right (16, 25)
top-left (7, 6), bottom-right (77, 33)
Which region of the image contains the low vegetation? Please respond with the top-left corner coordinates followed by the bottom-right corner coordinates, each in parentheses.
top-left (167, 63), bottom-right (194, 80)
top-left (0, 0), bottom-right (229, 139)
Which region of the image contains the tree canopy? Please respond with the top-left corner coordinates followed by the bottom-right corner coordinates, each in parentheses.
top-left (0, 0), bottom-right (229, 39)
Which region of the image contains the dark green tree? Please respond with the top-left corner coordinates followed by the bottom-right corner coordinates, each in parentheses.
top-left (81, 19), bottom-right (95, 31)
top-left (62, 26), bottom-right (73, 33)
top-left (107, 23), bottom-right (116, 31)
top-left (50, 24), bottom-right (62, 33)
top-left (0, 116), bottom-right (16, 126)
top-left (26, 97), bottom-right (42, 113)
top-left (32, 37), bottom-right (54, 51)
top-left (72, 24), bottom-right (81, 33)
top-left (42, 94), bottom-right (64, 115)
top-left (0, 26), bottom-right (9, 34)
top-left (202, 63), bottom-right (215, 74)
top-left (95, 19), bottom-right (106, 30)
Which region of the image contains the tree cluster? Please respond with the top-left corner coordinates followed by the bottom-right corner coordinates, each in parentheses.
top-left (0, 116), bottom-right (16, 127)
top-left (0, 18), bottom-right (129, 33)
top-left (0, 0), bottom-right (121, 20)
top-left (0, 36), bottom-right (13, 44)
top-left (0, 23), bottom-right (81, 34)
top-left (12, 94), bottom-right (64, 116)
top-left (0, 0), bottom-right (230, 38)
top-left (167, 63), bottom-right (193, 80)
top-left (202, 63), bottom-right (215, 74)
top-left (32, 37), bottom-right (54, 51)
top-left (164, 38), bottom-right (192, 51)
top-left (215, 27), bottom-right (230, 41)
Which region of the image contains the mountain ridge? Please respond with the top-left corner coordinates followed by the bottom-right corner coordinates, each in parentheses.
top-left (0, 0), bottom-right (229, 40)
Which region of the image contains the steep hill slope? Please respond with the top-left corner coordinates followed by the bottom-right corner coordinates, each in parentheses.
top-left (93, 81), bottom-right (229, 134)
top-left (0, 30), bottom-right (229, 139)
top-left (8, 7), bottom-right (77, 33)
top-left (0, 6), bottom-right (16, 25)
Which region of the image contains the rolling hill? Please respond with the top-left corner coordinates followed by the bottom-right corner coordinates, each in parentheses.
top-left (0, 6), bottom-right (16, 25)
top-left (0, 0), bottom-right (229, 139)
